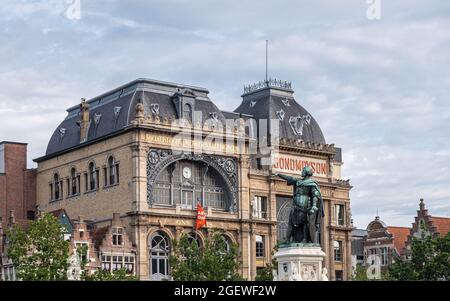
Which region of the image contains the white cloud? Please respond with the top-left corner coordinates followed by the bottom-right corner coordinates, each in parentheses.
top-left (0, 0), bottom-right (449, 228)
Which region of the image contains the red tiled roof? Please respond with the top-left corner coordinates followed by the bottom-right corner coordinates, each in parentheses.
top-left (387, 226), bottom-right (411, 255)
top-left (430, 216), bottom-right (450, 236)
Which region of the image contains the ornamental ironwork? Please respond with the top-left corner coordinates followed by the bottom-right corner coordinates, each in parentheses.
top-left (147, 149), bottom-right (238, 212)
top-left (244, 78), bottom-right (292, 94)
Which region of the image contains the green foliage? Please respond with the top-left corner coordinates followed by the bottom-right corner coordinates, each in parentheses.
top-left (83, 268), bottom-right (138, 281)
top-left (388, 232), bottom-right (450, 281)
top-left (352, 264), bottom-right (369, 281)
top-left (255, 245), bottom-right (278, 281)
top-left (75, 244), bottom-right (137, 281)
top-left (169, 231), bottom-right (244, 281)
top-left (6, 213), bottom-right (70, 281)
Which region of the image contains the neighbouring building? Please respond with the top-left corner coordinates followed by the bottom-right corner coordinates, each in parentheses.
top-left (0, 141), bottom-right (37, 281)
top-left (402, 198), bottom-right (450, 258)
top-left (351, 228), bottom-right (367, 277)
top-left (0, 141), bottom-right (36, 225)
top-left (363, 215), bottom-right (410, 277)
top-left (33, 78), bottom-right (353, 280)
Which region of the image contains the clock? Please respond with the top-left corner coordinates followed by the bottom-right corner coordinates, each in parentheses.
top-left (182, 166), bottom-right (192, 179)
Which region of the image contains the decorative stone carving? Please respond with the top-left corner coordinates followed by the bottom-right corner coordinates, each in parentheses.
top-left (276, 109), bottom-right (285, 121)
top-left (135, 98), bottom-right (145, 121)
top-left (289, 114), bottom-right (311, 136)
top-left (114, 106), bottom-right (122, 118)
top-left (150, 103), bottom-right (160, 115)
top-left (281, 97), bottom-right (290, 106)
top-left (273, 245), bottom-right (327, 281)
top-left (147, 149), bottom-right (238, 211)
top-left (58, 127), bottom-right (66, 143)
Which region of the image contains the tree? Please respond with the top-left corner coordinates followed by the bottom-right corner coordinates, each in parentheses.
top-left (83, 268), bottom-right (138, 281)
top-left (6, 213), bottom-right (70, 281)
top-left (255, 245), bottom-right (278, 281)
top-left (169, 231), bottom-right (244, 281)
top-left (75, 244), bottom-right (137, 281)
top-left (387, 232), bottom-right (450, 281)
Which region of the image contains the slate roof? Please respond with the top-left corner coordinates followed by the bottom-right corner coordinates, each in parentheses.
top-left (37, 78), bottom-right (328, 161)
top-left (37, 78), bottom-right (227, 160)
top-left (234, 86), bottom-right (326, 144)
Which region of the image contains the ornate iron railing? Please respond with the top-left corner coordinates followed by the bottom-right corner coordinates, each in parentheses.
top-left (244, 78), bottom-right (292, 94)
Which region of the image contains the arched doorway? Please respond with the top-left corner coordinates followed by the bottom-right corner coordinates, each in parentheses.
top-left (149, 231), bottom-right (170, 281)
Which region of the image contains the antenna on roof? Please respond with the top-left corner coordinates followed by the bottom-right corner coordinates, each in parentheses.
top-left (265, 40), bottom-right (269, 83)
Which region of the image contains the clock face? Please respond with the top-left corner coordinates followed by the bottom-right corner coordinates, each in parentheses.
top-left (182, 166), bottom-right (192, 179)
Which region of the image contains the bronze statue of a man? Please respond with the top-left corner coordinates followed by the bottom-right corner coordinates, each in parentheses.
top-left (273, 166), bottom-right (324, 245)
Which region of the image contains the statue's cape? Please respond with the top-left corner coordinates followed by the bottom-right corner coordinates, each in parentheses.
top-left (300, 178), bottom-right (325, 218)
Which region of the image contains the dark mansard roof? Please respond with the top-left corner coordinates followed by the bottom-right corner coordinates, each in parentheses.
top-left (38, 78), bottom-right (327, 161)
top-left (233, 81), bottom-right (326, 145)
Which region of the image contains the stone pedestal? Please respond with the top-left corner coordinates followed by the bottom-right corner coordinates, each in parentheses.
top-left (273, 245), bottom-right (328, 281)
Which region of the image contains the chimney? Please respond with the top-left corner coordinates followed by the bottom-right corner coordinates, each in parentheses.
top-left (112, 213), bottom-right (120, 224)
top-left (78, 98), bottom-right (90, 143)
top-left (78, 216), bottom-right (84, 223)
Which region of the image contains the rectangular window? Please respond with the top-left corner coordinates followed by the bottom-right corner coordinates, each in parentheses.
top-left (27, 211), bottom-right (35, 220)
top-left (335, 204), bottom-right (345, 226)
top-left (256, 235), bottom-right (265, 258)
top-left (334, 240), bottom-right (342, 262)
top-left (112, 227), bottom-right (123, 246)
top-left (253, 196), bottom-right (268, 219)
top-left (103, 167), bottom-right (108, 187)
top-left (380, 247), bottom-right (388, 265)
top-left (75, 242), bottom-right (88, 263)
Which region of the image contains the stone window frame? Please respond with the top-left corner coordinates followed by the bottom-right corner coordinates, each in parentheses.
top-left (112, 227), bottom-right (124, 246)
top-left (67, 166), bottom-right (81, 198)
top-left (255, 235), bottom-right (265, 258)
top-left (49, 171), bottom-right (63, 202)
top-left (103, 155), bottom-right (120, 188)
top-left (333, 240), bottom-right (343, 262)
top-left (251, 194), bottom-right (269, 220)
top-left (85, 161), bottom-right (99, 193)
top-left (101, 252), bottom-right (135, 274)
top-left (334, 203), bottom-right (346, 226)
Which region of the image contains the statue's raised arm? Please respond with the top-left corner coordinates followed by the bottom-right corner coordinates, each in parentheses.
top-left (272, 173), bottom-right (298, 185)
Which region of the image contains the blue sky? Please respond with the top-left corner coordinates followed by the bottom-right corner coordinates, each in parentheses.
top-left (1, 0), bottom-right (449, 228)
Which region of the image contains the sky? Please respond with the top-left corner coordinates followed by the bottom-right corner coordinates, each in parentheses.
top-left (0, 0), bottom-right (449, 228)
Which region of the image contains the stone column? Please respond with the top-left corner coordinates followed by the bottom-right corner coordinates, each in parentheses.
top-left (130, 136), bottom-right (148, 212)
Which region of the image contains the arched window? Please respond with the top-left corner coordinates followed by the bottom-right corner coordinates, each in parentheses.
top-left (108, 156), bottom-right (119, 186)
top-left (183, 103), bottom-right (192, 123)
top-left (53, 173), bottom-right (61, 200)
top-left (187, 233), bottom-right (200, 247)
top-left (219, 235), bottom-right (232, 254)
top-left (149, 231), bottom-right (170, 281)
top-left (88, 162), bottom-right (97, 191)
top-left (70, 167), bottom-right (79, 196)
top-left (152, 160), bottom-right (227, 210)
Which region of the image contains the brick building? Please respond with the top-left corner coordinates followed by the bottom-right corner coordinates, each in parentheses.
top-left (0, 141), bottom-right (37, 280)
top-left (0, 141), bottom-right (36, 224)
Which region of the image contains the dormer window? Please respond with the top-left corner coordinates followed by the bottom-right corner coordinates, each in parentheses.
top-left (183, 103), bottom-right (192, 123)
